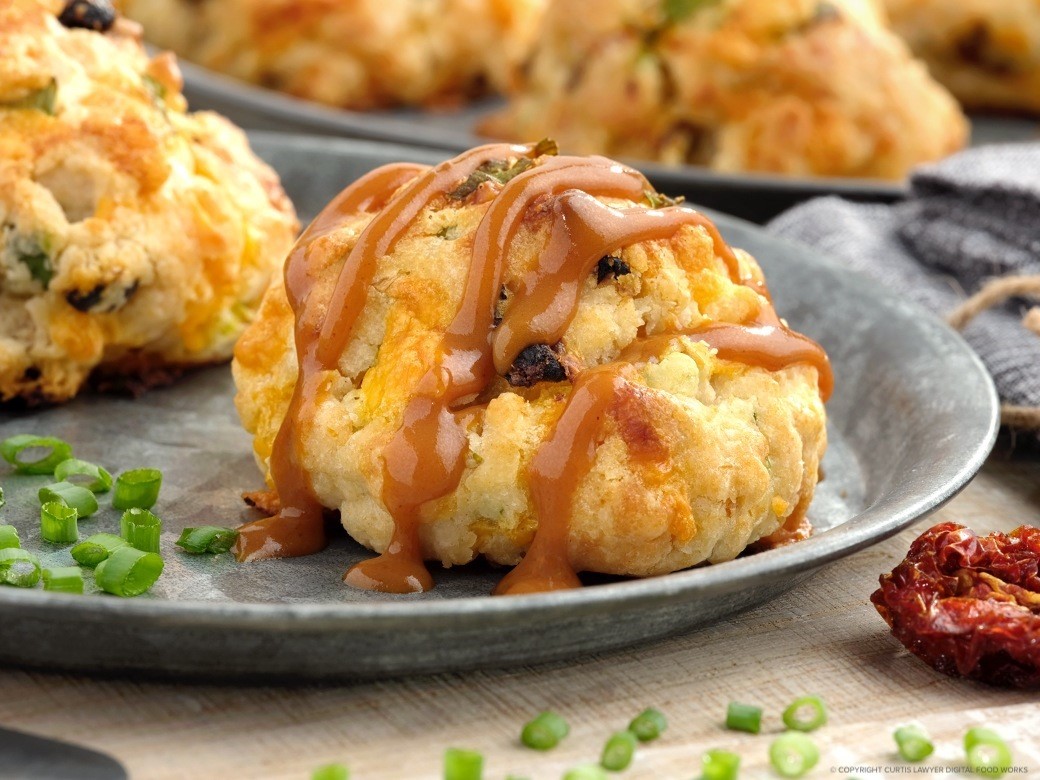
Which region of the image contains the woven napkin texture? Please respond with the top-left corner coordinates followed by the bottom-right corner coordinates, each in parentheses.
top-left (769, 143), bottom-right (1040, 416)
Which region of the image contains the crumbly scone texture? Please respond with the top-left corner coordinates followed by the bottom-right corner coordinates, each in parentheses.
top-left (233, 165), bottom-right (828, 577)
top-left (883, 0), bottom-right (1040, 114)
top-left (116, 0), bottom-right (547, 109)
top-left (482, 0), bottom-right (968, 180)
top-left (0, 0), bottom-right (298, 404)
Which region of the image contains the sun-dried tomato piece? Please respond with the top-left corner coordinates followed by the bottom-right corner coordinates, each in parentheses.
top-left (871, 522), bottom-right (1040, 689)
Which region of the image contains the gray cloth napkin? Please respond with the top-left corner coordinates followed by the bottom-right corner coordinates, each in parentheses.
top-left (768, 142), bottom-right (1040, 415)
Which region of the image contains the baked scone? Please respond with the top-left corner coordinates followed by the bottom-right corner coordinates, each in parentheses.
top-left (882, 0), bottom-right (1040, 114)
top-left (232, 142), bottom-right (831, 594)
top-left (116, 0), bottom-right (547, 110)
top-left (0, 0), bottom-right (298, 404)
top-left (481, 0), bottom-right (968, 180)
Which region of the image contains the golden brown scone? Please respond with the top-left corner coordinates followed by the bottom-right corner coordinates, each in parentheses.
top-left (882, 0), bottom-right (1040, 114)
top-left (233, 144), bottom-right (829, 584)
top-left (116, 0), bottom-right (547, 110)
top-left (0, 0), bottom-right (298, 404)
top-left (482, 0), bottom-right (968, 180)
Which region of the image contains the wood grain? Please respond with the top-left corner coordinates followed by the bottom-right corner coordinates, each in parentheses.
top-left (1, 451), bottom-right (1037, 780)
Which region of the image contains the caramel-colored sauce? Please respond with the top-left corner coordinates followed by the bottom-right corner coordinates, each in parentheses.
top-left (494, 367), bottom-right (622, 595)
top-left (251, 145), bottom-right (832, 596)
top-left (235, 163), bottom-right (430, 562)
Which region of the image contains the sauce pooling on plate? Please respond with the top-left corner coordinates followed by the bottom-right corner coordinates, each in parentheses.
top-left (235, 143), bottom-right (833, 595)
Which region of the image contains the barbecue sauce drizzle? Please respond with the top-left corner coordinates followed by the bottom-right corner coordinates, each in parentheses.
top-left (237, 145), bottom-right (833, 596)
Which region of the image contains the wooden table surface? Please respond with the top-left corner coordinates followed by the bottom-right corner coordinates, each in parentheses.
top-left (1, 445), bottom-right (1037, 780)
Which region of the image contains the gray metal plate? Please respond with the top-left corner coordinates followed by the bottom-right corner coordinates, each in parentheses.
top-left (178, 58), bottom-right (1040, 222)
top-left (0, 135), bottom-right (998, 680)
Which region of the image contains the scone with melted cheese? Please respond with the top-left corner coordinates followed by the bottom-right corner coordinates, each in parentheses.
top-left (233, 143), bottom-right (829, 590)
top-left (883, 0), bottom-right (1040, 114)
top-left (482, 0), bottom-right (968, 180)
top-left (117, 0), bottom-right (546, 110)
top-left (0, 0), bottom-right (297, 404)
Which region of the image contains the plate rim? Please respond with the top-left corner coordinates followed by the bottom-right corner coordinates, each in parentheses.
top-left (0, 136), bottom-right (1000, 630)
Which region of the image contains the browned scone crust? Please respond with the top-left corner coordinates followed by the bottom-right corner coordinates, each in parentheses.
top-left (116, 0), bottom-right (547, 110)
top-left (883, 0), bottom-right (1040, 114)
top-left (233, 148), bottom-right (828, 578)
top-left (482, 0), bottom-right (968, 180)
top-left (0, 0), bottom-right (298, 404)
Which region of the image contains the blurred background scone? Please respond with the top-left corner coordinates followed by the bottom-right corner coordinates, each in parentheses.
top-left (0, 0), bottom-right (298, 404)
top-left (883, 0), bottom-right (1040, 115)
top-left (115, 0), bottom-right (547, 110)
top-left (482, 0), bottom-right (969, 179)
top-left (233, 145), bottom-right (828, 581)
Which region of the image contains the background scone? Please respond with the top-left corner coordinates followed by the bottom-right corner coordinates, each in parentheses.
top-left (0, 0), bottom-right (298, 404)
top-left (233, 144), bottom-right (829, 591)
top-left (116, 0), bottom-right (547, 110)
top-left (883, 0), bottom-right (1040, 114)
top-left (482, 0), bottom-right (968, 180)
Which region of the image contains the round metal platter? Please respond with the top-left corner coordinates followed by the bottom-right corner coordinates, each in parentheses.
top-left (0, 135), bottom-right (998, 680)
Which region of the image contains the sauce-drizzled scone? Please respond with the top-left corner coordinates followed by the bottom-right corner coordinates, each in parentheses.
top-left (232, 142), bottom-right (831, 595)
top-left (116, 0), bottom-right (546, 110)
top-left (882, 0), bottom-right (1040, 114)
top-left (0, 0), bottom-right (297, 404)
top-left (481, 0), bottom-right (968, 180)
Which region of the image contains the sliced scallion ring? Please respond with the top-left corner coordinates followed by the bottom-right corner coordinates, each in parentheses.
top-left (782, 695), bottom-right (827, 732)
top-left (1, 434), bottom-right (72, 475)
top-left (112, 468), bottom-right (162, 510)
top-left (120, 507), bottom-right (162, 553)
top-left (702, 749), bottom-right (741, 780)
top-left (71, 533), bottom-right (127, 568)
top-left (894, 724), bottom-right (934, 763)
top-left (43, 566), bottom-right (84, 594)
top-left (38, 481), bottom-right (98, 518)
top-left (965, 728), bottom-right (1013, 778)
top-left (54, 458), bottom-right (113, 493)
top-left (0, 525), bottom-right (19, 550)
top-left (40, 501), bottom-right (78, 544)
top-left (175, 526), bottom-right (239, 555)
top-left (0, 548), bottom-right (41, 588)
top-left (770, 732), bottom-right (820, 778)
top-left (94, 546), bottom-right (163, 597)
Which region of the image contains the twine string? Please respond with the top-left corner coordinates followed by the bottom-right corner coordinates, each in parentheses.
top-left (945, 274), bottom-right (1040, 430)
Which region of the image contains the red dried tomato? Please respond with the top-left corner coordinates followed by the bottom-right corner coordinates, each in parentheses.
top-left (871, 521), bottom-right (1040, 689)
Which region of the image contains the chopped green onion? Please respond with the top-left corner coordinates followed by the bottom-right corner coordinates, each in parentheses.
top-left (38, 482), bottom-right (98, 518)
top-left (311, 764), bottom-right (349, 780)
top-left (71, 533), bottom-right (128, 568)
top-left (0, 548), bottom-right (41, 587)
top-left (120, 507), bottom-right (162, 553)
top-left (600, 730), bottom-right (637, 772)
top-left (894, 725), bottom-right (934, 763)
top-left (40, 501), bottom-right (78, 544)
top-left (1, 434), bottom-right (72, 474)
top-left (0, 485), bottom-right (5, 508)
top-left (770, 732), bottom-right (820, 778)
top-left (782, 696), bottom-right (827, 732)
top-left (175, 526), bottom-right (239, 554)
top-left (0, 524), bottom-right (19, 549)
top-left (94, 546), bottom-right (163, 597)
top-left (628, 707), bottom-right (667, 742)
top-left (42, 566), bottom-right (84, 594)
top-left (562, 766), bottom-right (608, 780)
top-left (965, 728), bottom-right (1012, 778)
top-left (520, 711), bottom-right (569, 751)
top-left (54, 458), bottom-right (113, 493)
top-left (112, 468), bottom-right (162, 510)
top-left (726, 701), bottom-right (763, 734)
top-left (702, 749), bottom-right (741, 780)
top-left (443, 748), bottom-right (483, 780)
